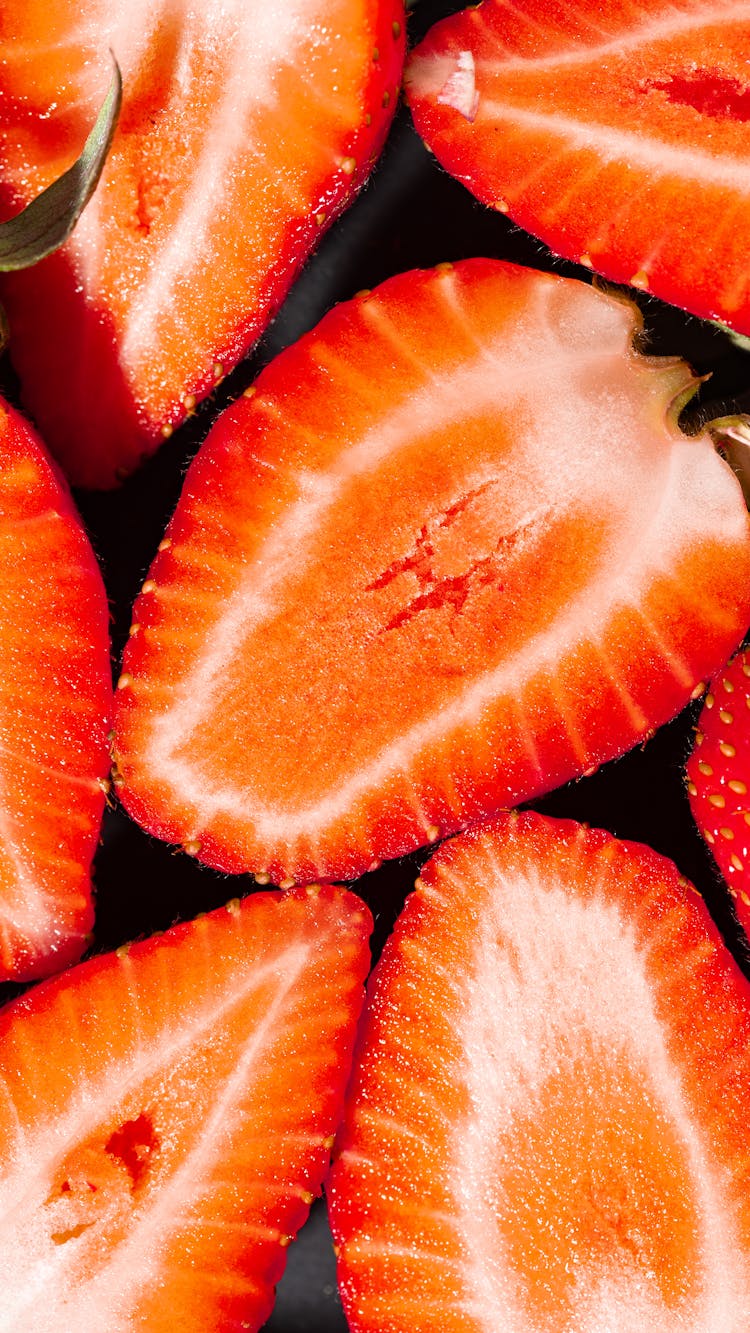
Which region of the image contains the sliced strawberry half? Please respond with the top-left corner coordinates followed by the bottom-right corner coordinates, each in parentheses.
top-left (112, 259), bottom-right (750, 885)
top-left (328, 812), bottom-right (750, 1331)
top-left (0, 0), bottom-right (404, 489)
top-left (0, 883), bottom-right (371, 1331)
top-left (687, 647), bottom-right (750, 936)
top-left (406, 1), bottom-right (750, 334)
top-left (0, 397), bottom-right (111, 982)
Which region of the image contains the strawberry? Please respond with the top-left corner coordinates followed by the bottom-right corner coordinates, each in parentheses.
top-left (328, 811), bottom-right (750, 1331)
top-left (0, 396), bottom-right (111, 983)
top-left (0, 883), bottom-right (371, 1331)
top-left (0, 0), bottom-right (404, 488)
top-left (405, 0), bottom-right (750, 335)
top-left (112, 258), bottom-right (750, 885)
top-left (687, 647), bottom-right (750, 936)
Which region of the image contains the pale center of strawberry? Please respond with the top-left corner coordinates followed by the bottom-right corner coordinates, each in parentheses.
top-left (452, 867), bottom-right (750, 1330)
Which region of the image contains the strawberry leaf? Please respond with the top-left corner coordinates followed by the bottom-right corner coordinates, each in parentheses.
top-left (0, 56), bottom-right (121, 272)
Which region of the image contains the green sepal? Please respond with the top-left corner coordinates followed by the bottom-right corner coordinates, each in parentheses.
top-left (709, 415), bottom-right (750, 511)
top-left (0, 56), bottom-right (122, 272)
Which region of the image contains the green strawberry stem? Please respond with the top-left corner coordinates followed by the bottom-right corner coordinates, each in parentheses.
top-left (709, 415), bottom-right (750, 509)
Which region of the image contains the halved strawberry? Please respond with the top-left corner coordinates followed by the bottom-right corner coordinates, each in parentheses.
top-left (0, 883), bottom-right (371, 1330)
top-left (112, 259), bottom-right (750, 885)
top-left (0, 0), bottom-right (404, 488)
top-left (687, 647), bottom-right (750, 936)
top-left (406, 1), bottom-right (750, 334)
top-left (0, 397), bottom-right (111, 982)
top-left (328, 812), bottom-right (750, 1331)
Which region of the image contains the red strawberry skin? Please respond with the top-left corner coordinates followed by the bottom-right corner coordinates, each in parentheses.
top-left (406, 0), bottom-right (750, 333)
top-left (113, 258), bottom-right (750, 885)
top-left (687, 648), bottom-right (750, 935)
top-left (0, 398), bottom-right (111, 982)
top-left (0, 884), bottom-right (371, 1331)
top-left (328, 812), bottom-right (750, 1331)
top-left (0, 0), bottom-right (404, 488)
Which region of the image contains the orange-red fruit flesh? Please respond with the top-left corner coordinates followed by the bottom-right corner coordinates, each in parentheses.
top-left (328, 812), bottom-right (750, 1332)
top-left (406, 0), bottom-right (750, 333)
top-left (0, 0), bottom-right (404, 488)
top-left (0, 884), bottom-right (371, 1331)
top-left (687, 648), bottom-right (750, 938)
top-left (0, 398), bottom-right (111, 982)
top-left (113, 259), bottom-right (750, 884)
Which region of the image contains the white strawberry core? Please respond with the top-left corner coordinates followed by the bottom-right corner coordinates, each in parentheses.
top-left (446, 843), bottom-right (750, 1330)
top-left (436, 51), bottom-right (480, 122)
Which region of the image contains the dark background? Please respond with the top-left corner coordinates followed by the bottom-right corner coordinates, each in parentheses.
top-left (24, 0), bottom-right (750, 1327)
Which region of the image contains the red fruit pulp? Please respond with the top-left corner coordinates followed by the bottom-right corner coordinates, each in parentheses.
top-left (0, 397), bottom-right (111, 981)
top-left (0, 0), bottom-right (404, 486)
top-left (113, 260), bottom-right (750, 884)
top-left (330, 813), bottom-right (750, 1331)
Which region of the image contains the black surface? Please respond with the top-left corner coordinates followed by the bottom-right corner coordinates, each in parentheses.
top-left (9, 0), bottom-right (750, 1327)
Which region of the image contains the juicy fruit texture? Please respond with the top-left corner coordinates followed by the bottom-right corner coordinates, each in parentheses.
top-left (0, 398), bottom-right (111, 982)
top-left (687, 648), bottom-right (750, 936)
top-left (328, 812), bottom-right (750, 1332)
top-left (0, 0), bottom-right (404, 488)
top-left (113, 259), bottom-right (750, 884)
top-left (0, 884), bottom-right (372, 1332)
top-left (406, 0), bottom-right (750, 333)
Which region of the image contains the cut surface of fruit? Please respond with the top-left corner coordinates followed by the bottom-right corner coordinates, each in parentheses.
top-left (0, 0), bottom-right (404, 487)
top-left (687, 647), bottom-right (750, 938)
top-left (113, 259), bottom-right (750, 884)
top-left (328, 812), bottom-right (750, 1332)
top-left (0, 397), bottom-right (111, 982)
top-left (406, 0), bottom-right (750, 333)
top-left (0, 884), bottom-right (371, 1331)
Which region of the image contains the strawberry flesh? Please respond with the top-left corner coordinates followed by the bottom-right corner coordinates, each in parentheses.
top-left (406, 0), bottom-right (750, 334)
top-left (0, 884), bottom-right (371, 1330)
top-left (0, 0), bottom-right (404, 487)
top-left (329, 812), bottom-right (750, 1331)
top-left (113, 259), bottom-right (750, 884)
top-left (0, 397), bottom-right (111, 982)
